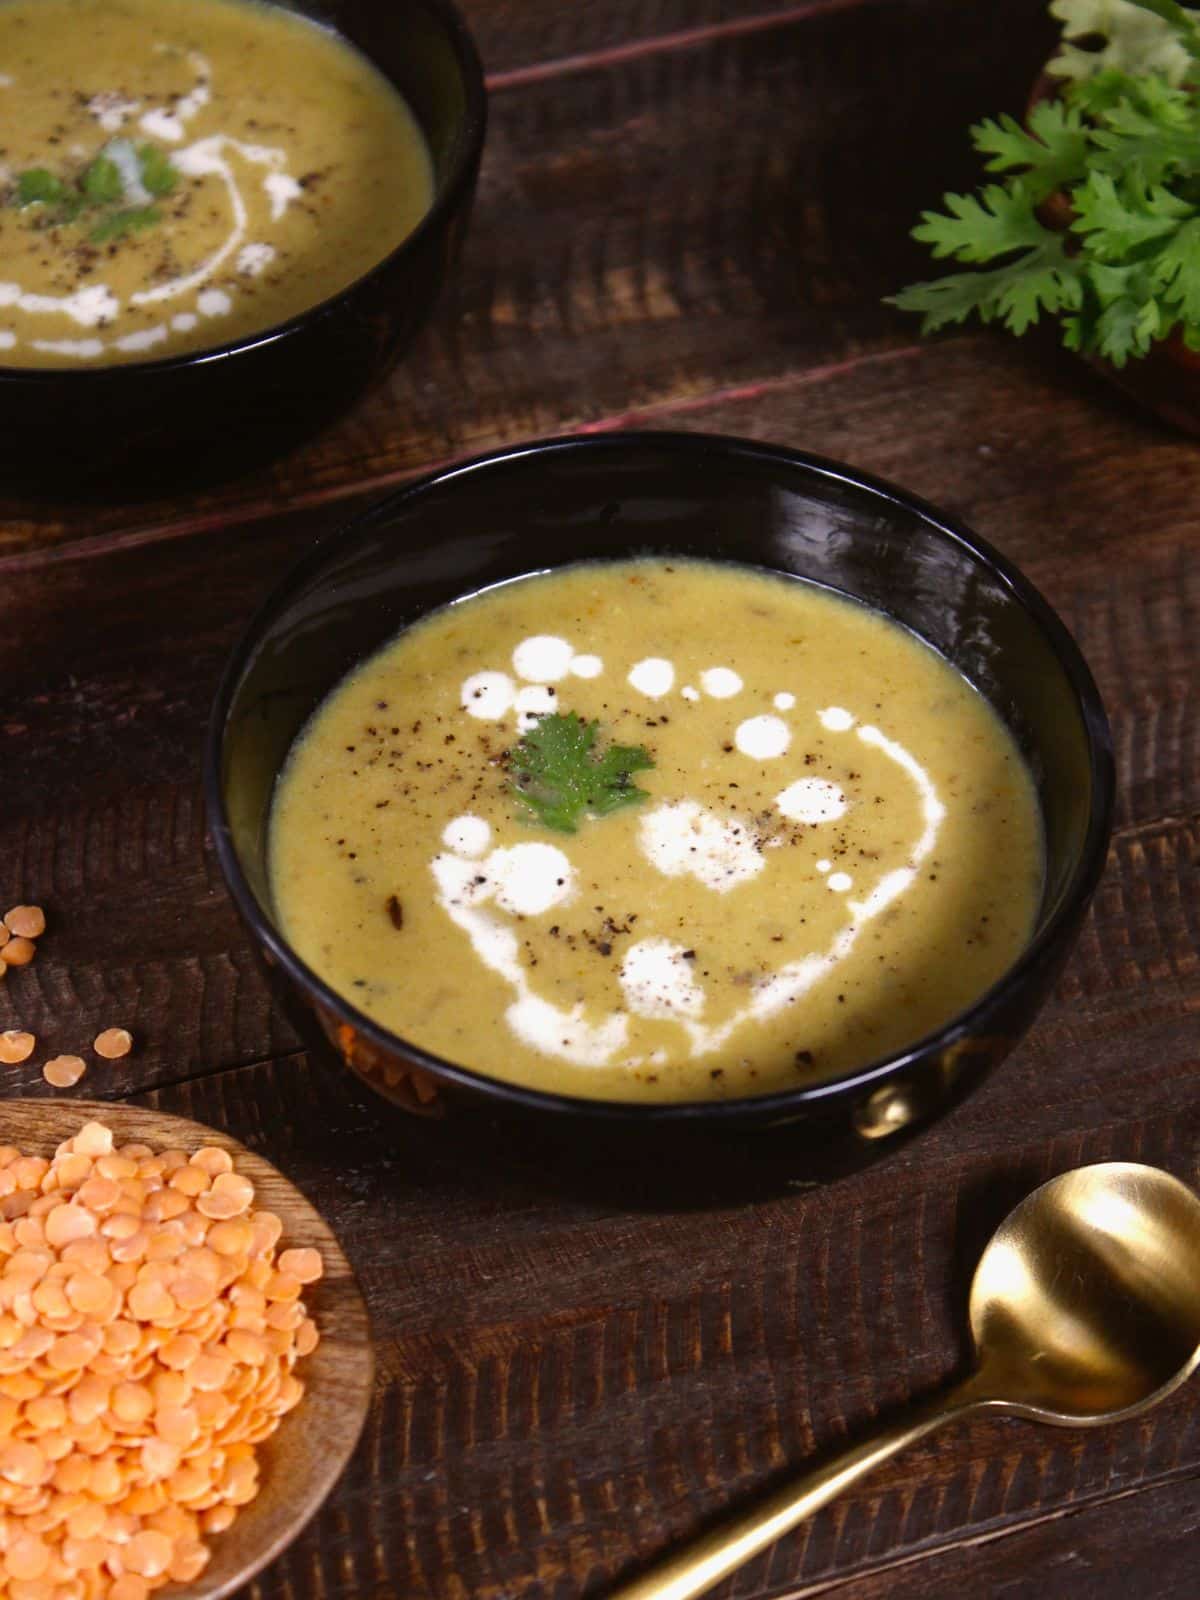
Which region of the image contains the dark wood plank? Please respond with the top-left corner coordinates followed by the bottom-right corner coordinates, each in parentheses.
top-left (467, 0), bottom-right (839, 79)
top-left (0, 0), bottom-right (1057, 557)
top-left (788, 1470), bottom-right (1200, 1599)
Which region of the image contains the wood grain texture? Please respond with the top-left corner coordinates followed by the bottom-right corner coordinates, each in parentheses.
top-left (472, 0), bottom-right (852, 80)
top-left (2, 0), bottom-right (1198, 1595)
top-left (0, 1100), bottom-right (373, 1599)
top-left (787, 1469), bottom-right (1200, 1598)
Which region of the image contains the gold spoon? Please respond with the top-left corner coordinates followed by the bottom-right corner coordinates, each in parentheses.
top-left (610, 1162), bottom-right (1200, 1600)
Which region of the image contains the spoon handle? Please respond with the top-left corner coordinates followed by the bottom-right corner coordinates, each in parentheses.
top-left (608, 1380), bottom-right (985, 1600)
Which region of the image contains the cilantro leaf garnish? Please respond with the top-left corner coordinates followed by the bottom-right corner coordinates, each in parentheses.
top-left (12, 167), bottom-right (86, 222)
top-left (90, 206), bottom-right (161, 243)
top-left (138, 143), bottom-right (178, 197)
top-left (14, 169), bottom-right (68, 207)
top-left (509, 712), bottom-right (654, 834)
top-left (8, 142), bottom-right (179, 240)
top-left (80, 155), bottom-right (123, 205)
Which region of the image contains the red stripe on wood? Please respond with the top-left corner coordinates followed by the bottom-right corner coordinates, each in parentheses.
top-left (484, 0), bottom-right (867, 90)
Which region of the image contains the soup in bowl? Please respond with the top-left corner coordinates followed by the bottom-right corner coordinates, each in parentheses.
top-left (205, 433), bottom-right (1114, 1163)
top-left (0, 0), bottom-right (485, 484)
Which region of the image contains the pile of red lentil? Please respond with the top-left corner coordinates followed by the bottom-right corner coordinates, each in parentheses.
top-left (0, 1120), bottom-right (324, 1597)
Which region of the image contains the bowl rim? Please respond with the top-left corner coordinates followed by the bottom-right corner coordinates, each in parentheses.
top-left (0, 0), bottom-right (487, 383)
top-left (204, 429), bottom-right (1116, 1124)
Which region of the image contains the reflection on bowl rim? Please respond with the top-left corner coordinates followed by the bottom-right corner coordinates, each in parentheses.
top-left (0, 0), bottom-right (486, 384)
top-left (205, 431), bottom-right (1116, 1125)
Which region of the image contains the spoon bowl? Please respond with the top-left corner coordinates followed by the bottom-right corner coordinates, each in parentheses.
top-left (611, 1162), bottom-right (1200, 1600)
top-left (970, 1162), bottom-right (1200, 1423)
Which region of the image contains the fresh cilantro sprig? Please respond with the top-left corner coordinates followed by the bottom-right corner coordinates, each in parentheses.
top-left (509, 712), bottom-right (654, 834)
top-left (888, 0), bottom-right (1200, 366)
top-left (9, 141), bottom-right (178, 244)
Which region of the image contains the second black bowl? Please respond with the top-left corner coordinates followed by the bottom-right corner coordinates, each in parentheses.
top-left (1, 0), bottom-right (486, 494)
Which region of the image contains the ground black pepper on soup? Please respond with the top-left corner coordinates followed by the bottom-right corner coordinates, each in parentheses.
top-left (268, 560), bottom-right (1044, 1103)
top-left (0, 0), bottom-right (433, 366)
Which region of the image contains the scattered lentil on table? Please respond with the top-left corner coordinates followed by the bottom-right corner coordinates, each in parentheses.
top-left (0, 904), bottom-right (46, 978)
top-left (93, 1032), bottom-right (133, 1063)
top-left (42, 1056), bottom-right (88, 1090)
top-left (3, 907), bottom-right (46, 941)
top-left (0, 1032), bottom-right (36, 1066)
top-left (0, 905), bottom-right (136, 1085)
top-left (1, 939), bottom-right (36, 970)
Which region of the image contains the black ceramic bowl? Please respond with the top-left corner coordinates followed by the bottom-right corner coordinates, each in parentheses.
top-left (205, 433), bottom-right (1114, 1192)
top-left (0, 0), bottom-right (485, 493)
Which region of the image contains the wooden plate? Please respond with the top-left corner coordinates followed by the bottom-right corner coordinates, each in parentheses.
top-left (0, 1099), bottom-right (374, 1599)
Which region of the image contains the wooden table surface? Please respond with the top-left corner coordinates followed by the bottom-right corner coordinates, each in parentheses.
top-left (3, 0), bottom-right (1198, 1595)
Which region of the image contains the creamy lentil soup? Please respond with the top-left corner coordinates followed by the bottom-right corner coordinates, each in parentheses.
top-left (269, 561), bottom-right (1043, 1103)
top-left (0, 0), bottom-right (433, 366)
